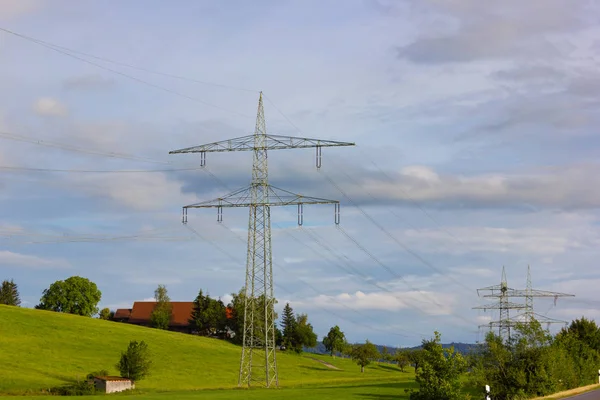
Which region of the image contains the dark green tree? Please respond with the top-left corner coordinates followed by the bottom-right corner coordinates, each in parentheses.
top-left (98, 307), bottom-right (114, 320)
top-left (557, 317), bottom-right (600, 353)
top-left (189, 289), bottom-right (227, 336)
top-left (280, 302), bottom-right (297, 350)
top-left (150, 284), bottom-right (171, 330)
top-left (409, 331), bottom-right (467, 400)
top-left (36, 276), bottom-right (101, 316)
top-left (323, 325), bottom-right (347, 357)
top-left (350, 340), bottom-right (380, 373)
top-left (116, 340), bottom-right (152, 382)
top-left (0, 279), bottom-right (20, 306)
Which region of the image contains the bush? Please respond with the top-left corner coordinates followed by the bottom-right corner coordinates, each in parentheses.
top-left (50, 380), bottom-right (96, 396)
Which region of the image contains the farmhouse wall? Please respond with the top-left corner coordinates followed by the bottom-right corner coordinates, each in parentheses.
top-left (93, 377), bottom-right (134, 394)
top-left (106, 380), bottom-right (134, 393)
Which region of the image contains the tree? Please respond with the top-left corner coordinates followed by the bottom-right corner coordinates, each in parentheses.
top-left (281, 302), bottom-right (297, 350)
top-left (99, 308), bottom-right (114, 320)
top-left (0, 279), bottom-right (20, 306)
top-left (323, 325), bottom-right (347, 357)
top-left (350, 340), bottom-right (380, 373)
top-left (36, 276), bottom-right (101, 317)
top-left (409, 331), bottom-right (467, 400)
top-left (557, 317), bottom-right (600, 353)
top-left (395, 349), bottom-right (410, 372)
top-left (116, 340), bottom-right (152, 382)
top-left (471, 320), bottom-right (556, 400)
top-left (227, 287), bottom-right (278, 344)
top-left (295, 313), bottom-right (317, 352)
top-left (150, 285), bottom-right (172, 330)
top-left (381, 346), bottom-right (390, 363)
top-left (189, 289), bottom-right (227, 336)
top-left (406, 348), bottom-right (425, 373)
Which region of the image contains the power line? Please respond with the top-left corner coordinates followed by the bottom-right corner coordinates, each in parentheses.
top-left (0, 27), bottom-right (259, 93)
top-left (0, 27), bottom-right (254, 119)
top-left (0, 130), bottom-right (178, 165)
top-left (186, 222), bottom-right (416, 339)
top-left (262, 94), bottom-right (476, 296)
top-left (0, 165), bottom-right (203, 173)
top-left (320, 169), bottom-right (474, 294)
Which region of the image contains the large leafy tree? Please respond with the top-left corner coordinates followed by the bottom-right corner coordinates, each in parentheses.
top-left (0, 279), bottom-right (20, 306)
top-left (116, 340), bottom-right (152, 382)
top-left (557, 317), bottom-right (600, 353)
top-left (36, 276), bottom-right (101, 316)
top-left (323, 325), bottom-right (346, 357)
top-left (409, 331), bottom-right (467, 400)
top-left (150, 284), bottom-right (172, 330)
top-left (227, 287), bottom-right (278, 344)
top-left (350, 340), bottom-right (380, 373)
top-left (295, 313), bottom-right (317, 352)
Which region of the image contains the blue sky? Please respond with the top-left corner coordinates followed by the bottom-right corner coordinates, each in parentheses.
top-left (1, 0), bottom-right (600, 347)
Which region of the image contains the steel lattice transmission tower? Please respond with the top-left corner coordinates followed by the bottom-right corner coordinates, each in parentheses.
top-left (169, 92), bottom-right (354, 388)
top-left (474, 266), bottom-right (574, 341)
top-left (503, 265), bottom-right (574, 329)
top-left (474, 266), bottom-right (526, 340)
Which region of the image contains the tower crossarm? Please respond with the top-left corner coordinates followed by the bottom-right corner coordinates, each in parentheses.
top-left (181, 184), bottom-right (342, 225)
top-left (169, 134), bottom-right (354, 168)
top-left (169, 134), bottom-right (355, 153)
top-left (473, 301), bottom-right (527, 311)
top-left (503, 289), bottom-right (575, 298)
top-left (509, 312), bottom-right (568, 325)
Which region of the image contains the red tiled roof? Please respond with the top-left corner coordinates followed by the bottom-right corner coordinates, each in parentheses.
top-left (113, 308), bottom-right (131, 319)
top-left (129, 302), bottom-right (194, 326)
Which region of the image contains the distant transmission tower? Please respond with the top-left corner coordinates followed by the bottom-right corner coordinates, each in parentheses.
top-left (169, 92), bottom-right (354, 388)
top-left (504, 265), bottom-right (574, 329)
top-left (474, 266), bottom-right (574, 341)
top-left (474, 266), bottom-right (526, 340)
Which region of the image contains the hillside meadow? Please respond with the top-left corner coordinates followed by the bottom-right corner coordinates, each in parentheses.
top-left (0, 305), bottom-right (417, 399)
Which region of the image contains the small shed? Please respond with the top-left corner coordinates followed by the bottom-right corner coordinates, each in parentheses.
top-left (93, 376), bottom-right (134, 394)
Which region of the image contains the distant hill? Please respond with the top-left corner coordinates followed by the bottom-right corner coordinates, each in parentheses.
top-left (305, 341), bottom-right (478, 357)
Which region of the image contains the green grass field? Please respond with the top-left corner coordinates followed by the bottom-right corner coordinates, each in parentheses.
top-left (0, 305), bottom-right (416, 399)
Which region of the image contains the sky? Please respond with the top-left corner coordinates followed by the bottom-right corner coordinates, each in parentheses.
top-left (0, 0), bottom-right (599, 347)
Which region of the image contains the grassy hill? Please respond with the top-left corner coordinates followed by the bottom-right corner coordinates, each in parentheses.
top-left (0, 305), bottom-right (413, 398)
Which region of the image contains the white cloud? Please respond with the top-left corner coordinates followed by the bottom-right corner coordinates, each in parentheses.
top-left (359, 163), bottom-right (600, 210)
top-left (398, 0), bottom-right (591, 63)
top-left (299, 289), bottom-right (455, 316)
top-left (62, 172), bottom-right (198, 211)
top-left (33, 97), bottom-right (68, 117)
top-left (401, 226), bottom-right (588, 255)
top-left (0, 250), bottom-right (70, 269)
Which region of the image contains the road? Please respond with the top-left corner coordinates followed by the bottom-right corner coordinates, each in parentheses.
top-left (565, 390), bottom-right (600, 399)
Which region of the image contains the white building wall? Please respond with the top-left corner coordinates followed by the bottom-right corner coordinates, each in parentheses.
top-left (105, 380), bottom-right (134, 394)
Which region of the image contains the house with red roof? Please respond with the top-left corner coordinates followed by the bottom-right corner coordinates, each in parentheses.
top-left (113, 301), bottom-right (234, 336)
